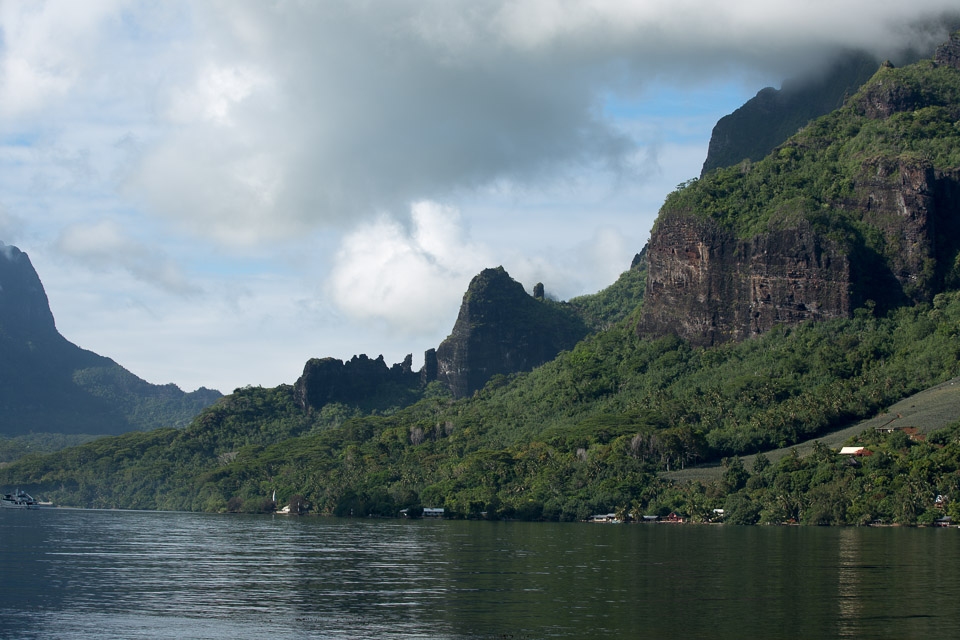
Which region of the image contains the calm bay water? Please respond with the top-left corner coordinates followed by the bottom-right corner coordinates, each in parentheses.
top-left (1, 509), bottom-right (958, 639)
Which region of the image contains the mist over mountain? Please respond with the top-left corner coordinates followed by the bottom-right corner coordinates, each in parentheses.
top-left (697, 25), bottom-right (960, 179)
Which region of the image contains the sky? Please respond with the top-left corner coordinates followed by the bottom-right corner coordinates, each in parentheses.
top-left (1, 1), bottom-right (958, 394)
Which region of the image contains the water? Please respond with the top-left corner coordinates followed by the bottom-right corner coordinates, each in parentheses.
top-left (1, 509), bottom-right (959, 639)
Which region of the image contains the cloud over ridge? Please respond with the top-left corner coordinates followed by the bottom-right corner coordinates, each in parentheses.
top-left (6, 1), bottom-right (957, 248)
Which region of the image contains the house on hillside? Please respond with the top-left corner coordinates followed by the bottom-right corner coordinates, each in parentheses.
top-left (874, 417), bottom-right (904, 434)
top-left (839, 446), bottom-right (873, 456)
top-left (875, 425), bottom-right (924, 440)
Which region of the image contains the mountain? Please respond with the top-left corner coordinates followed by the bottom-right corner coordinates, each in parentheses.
top-left (432, 267), bottom-right (589, 398)
top-left (697, 40), bottom-right (948, 179)
top-left (0, 242), bottom-right (221, 437)
top-left (294, 353), bottom-right (422, 414)
top-left (639, 35), bottom-right (960, 345)
top-left (294, 265), bottom-right (615, 409)
top-left (5, 35), bottom-right (960, 525)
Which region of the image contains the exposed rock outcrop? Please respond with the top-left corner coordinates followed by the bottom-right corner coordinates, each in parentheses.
top-left (421, 348), bottom-right (438, 385)
top-left (935, 31), bottom-right (960, 69)
top-left (846, 159), bottom-right (960, 303)
top-left (295, 268), bottom-right (591, 405)
top-left (294, 353), bottom-right (419, 411)
top-left (435, 267), bottom-right (588, 397)
top-left (637, 215), bottom-right (852, 345)
top-left (642, 150), bottom-right (960, 346)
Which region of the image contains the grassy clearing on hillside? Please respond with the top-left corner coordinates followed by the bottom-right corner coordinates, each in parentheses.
top-left (663, 375), bottom-right (960, 483)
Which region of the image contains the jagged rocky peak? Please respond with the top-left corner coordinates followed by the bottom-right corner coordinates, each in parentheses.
top-left (294, 353), bottom-right (419, 411)
top-left (421, 347), bottom-right (438, 385)
top-left (435, 266), bottom-right (588, 398)
top-left (0, 241), bottom-right (58, 339)
top-left (295, 267), bottom-right (590, 406)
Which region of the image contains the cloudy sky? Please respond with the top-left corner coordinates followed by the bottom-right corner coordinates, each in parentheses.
top-left (1, 1), bottom-right (957, 393)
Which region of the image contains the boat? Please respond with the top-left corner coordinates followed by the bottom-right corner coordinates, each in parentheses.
top-left (1, 489), bottom-right (41, 509)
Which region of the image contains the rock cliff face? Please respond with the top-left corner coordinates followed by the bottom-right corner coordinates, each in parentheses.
top-left (637, 216), bottom-right (852, 345)
top-left (641, 159), bottom-right (960, 346)
top-left (294, 353), bottom-right (419, 411)
top-left (294, 267), bottom-right (591, 407)
top-left (0, 242), bottom-right (221, 436)
top-left (641, 39), bottom-right (960, 346)
top-left (434, 267), bottom-right (588, 397)
top-left (846, 160), bottom-right (960, 304)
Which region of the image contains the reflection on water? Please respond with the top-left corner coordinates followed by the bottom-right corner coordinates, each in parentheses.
top-left (837, 527), bottom-right (863, 637)
top-left (1, 510), bottom-right (958, 639)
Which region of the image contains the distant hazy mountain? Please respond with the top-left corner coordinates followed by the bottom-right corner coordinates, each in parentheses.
top-left (0, 242), bottom-right (221, 437)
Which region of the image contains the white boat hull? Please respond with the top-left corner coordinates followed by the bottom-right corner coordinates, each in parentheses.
top-left (1, 490), bottom-right (42, 509)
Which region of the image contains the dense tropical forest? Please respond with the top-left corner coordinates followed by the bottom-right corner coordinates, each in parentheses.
top-left (4, 40), bottom-right (960, 526)
top-left (4, 289), bottom-right (960, 522)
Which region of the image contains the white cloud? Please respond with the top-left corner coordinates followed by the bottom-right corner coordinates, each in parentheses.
top-left (55, 219), bottom-right (198, 296)
top-left (166, 63), bottom-right (269, 127)
top-left (0, 203), bottom-right (24, 243)
top-left (328, 201), bottom-right (492, 334)
top-left (3, 1), bottom-right (960, 393)
top-left (0, 0), bottom-right (133, 118)
top-left (126, 1), bottom-right (960, 248)
top-left (4, 1), bottom-right (958, 251)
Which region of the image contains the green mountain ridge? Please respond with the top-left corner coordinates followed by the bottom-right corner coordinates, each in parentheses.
top-left (701, 49), bottom-right (888, 177)
top-left (5, 34), bottom-right (960, 525)
top-left (0, 242), bottom-right (222, 444)
top-left (638, 39), bottom-right (960, 348)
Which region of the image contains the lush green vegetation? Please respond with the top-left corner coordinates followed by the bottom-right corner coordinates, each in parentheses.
top-left (662, 60), bottom-right (960, 238)
top-left (653, 422), bottom-right (960, 526)
top-left (568, 262), bottom-right (646, 331)
top-left (5, 290), bottom-right (960, 521)
top-left (4, 53), bottom-right (960, 526)
top-left (0, 433), bottom-right (105, 464)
